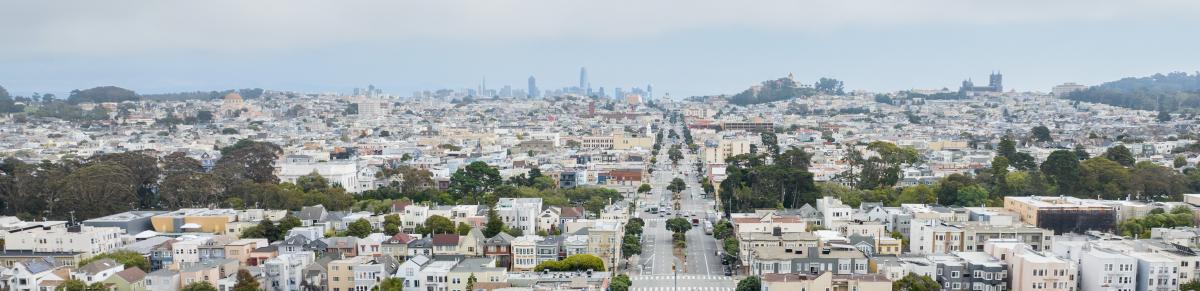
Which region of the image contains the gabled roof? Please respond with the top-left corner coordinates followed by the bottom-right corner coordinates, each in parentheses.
top-left (560, 207), bottom-right (586, 219)
top-left (322, 237), bottom-right (358, 248)
top-left (296, 205), bottom-right (328, 221)
top-left (484, 233), bottom-right (515, 246)
top-left (114, 267), bottom-right (147, 283)
top-left (79, 258), bottom-right (121, 275)
top-left (408, 237), bottom-right (433, 248)
top-left (384, 233), bottom-right (415, 245)
top-left (431, 234), bottom-right (460, 246)
top-left (391, 201), bottom-right (412, 213)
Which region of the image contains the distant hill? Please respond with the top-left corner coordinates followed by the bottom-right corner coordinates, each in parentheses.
top-left (142, 88), bottom-right (265, 101)
top-left (1065, 71), bottom-right (1200, 112)
top-left (67, 86), bottom-right (139, 104)
top-left (727, 75), bottom-right (843, 106)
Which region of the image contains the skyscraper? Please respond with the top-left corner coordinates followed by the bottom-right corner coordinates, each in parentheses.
top-left (579, 67), bottom-right (588, 93)
top-left (528, 76), bottom-right (539, 98)
top-left (647, 84), bottom-right (653, 100)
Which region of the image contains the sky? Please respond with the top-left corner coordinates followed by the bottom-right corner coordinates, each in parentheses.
top-left (2, 0), bottom-right (1200, 98)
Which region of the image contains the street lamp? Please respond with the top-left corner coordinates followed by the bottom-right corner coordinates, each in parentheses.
top-left (672, 263), bottom-right (678, 291)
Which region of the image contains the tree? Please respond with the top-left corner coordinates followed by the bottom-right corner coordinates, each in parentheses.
top-left (621, 235), bottom-right (641, 258)
top-left (712, 220), bottom-right (734, 239)
top-left (893, 273), bottom-right (941, 291)
top-left (214, 140), bottom-right (283, 185)
top-left (735, 276), bottom-right (761, 291)
top-left (54, 279), bottom-right (87, 291)
top-left (1159, 110), bottom-right (1173, 122)
top-left (990, 156), bottom-right (1011, 197)
top-left (231, 269), bottom-right (260, 291)
top-left (814, 77), bottom-right (845, 95)
top-left (60, 161), bottom-right (138, 219)
top-left (77, 250), bottom-right (150, 272)
top-left (534, 254), bottom-right (605, 271)
top-left (181, 281), bottom-right (218, 291)
top-left (723, 237), bottom-right (739, 258)
top-left (666, 217), bottom-right (692, 233)
top-left (1041, 150), bottom-right (1083, 195)
top-left (466, 274), bottom-right (477, 291)
top-left (610, 274), bottom-right (632, 291)
top-left (346, 218), bottom-right (374, 238)
top-left (1183, 280), bottom-right (1200, 291)
top-left (383, 214), bottom-right (401, 236)
top-left (1073, 144), bottom-right (1090, 160)
top-left (456, 222), bottom-right (472, 235)
top-left (1078, 157), bottom-right (1133, 199)
top-left (1104, 145), bottom-right (1136, 167)
top-left (67, 86), bottom-right (139, 104)
top-left (624, 218), bottom-right (644, 236)
top-left (419, 215), bottom-right (455, 235)
top-left (956, 185), bottom-right (990, 207)
top-left (1031, 125), bottom-right (1053, 143)
top-left (896, 185), bottom-right (936, 205)
top-left (241, 218), bottom-right (281, 241)
top-left (1131, 161), bottom-right (1188, 201)
top-left (933, 174), bottom-right (974, 207)
top-left (1176, 156), bottom-right (1189, 168)
top-left (376, 277), bottom-right (404, 291)
top-left (484, 206), bottom-right (504, 237)
top-left (637, 183), bottom-right (652, 194)
top-left (449, 161), bottom-right (502, 204)
top-left (760, 132), bottom-right (780, 156)
top-left (667, 178), bottom-right (687, 194)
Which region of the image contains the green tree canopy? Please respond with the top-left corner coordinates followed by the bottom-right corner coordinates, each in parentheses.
top-left (181, 281), bottom-right (218, 291)
top-left (346, 218), bottom-right (374, 238)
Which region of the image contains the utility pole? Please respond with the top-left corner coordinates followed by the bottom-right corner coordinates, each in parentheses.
top-left (672, 262), bottom-right (678, 291)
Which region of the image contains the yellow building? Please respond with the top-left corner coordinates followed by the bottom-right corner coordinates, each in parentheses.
top-left (612, 134), bottom-right (653, 150)
top-left (150, 209), bottom-right (238, 234)
top-left (327, 256), bottom-right (373, 291)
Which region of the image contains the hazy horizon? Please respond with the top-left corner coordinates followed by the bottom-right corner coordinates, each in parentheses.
top-left (3, 0), bottom-right (1200, 97)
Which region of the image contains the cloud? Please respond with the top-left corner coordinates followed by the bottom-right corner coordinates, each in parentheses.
top-left (1, 0), bottom-right (1199, 57)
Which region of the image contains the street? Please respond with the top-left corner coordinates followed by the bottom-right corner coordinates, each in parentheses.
top-left (632, 122), bottom-right (736, 291)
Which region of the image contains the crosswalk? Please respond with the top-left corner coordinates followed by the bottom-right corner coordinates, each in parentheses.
top-left (631, 287), bottom-right (733, 291)
top-left (632, 275), bottom-right (735, 281)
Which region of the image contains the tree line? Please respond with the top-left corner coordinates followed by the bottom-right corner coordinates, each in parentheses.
top-left (822, 137), bottom-right (1200, 209)
top-left (0, 140), bottom-right (354, 221)
top-left (1064, 71), bottom-right (1200, 113)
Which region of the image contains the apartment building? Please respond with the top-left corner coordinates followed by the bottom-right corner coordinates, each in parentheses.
top-left (1003, 196), bottom-right (1116, 234)
top-left (497, 198), bottom-right (542, 234)
top-left (985, 240), bottom-right (1077, 291)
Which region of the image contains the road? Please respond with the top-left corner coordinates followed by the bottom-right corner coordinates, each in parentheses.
top-left (632, 121), bottom-right (736, 291)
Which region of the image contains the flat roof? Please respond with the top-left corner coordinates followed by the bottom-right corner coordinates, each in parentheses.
top-left (84, 211), bottom-right (167, 223)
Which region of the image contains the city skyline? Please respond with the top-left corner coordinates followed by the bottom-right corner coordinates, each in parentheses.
top-left (3, 1), bottom-right (1200, 97)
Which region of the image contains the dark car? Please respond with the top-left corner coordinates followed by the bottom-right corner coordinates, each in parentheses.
top-left (724, 267), bottom-right (733, 276)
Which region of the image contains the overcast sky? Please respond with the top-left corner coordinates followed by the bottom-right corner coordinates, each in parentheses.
top-left (2, 0), bottom-right (1200, 97)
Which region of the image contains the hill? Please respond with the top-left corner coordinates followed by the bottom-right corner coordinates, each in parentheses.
top-left (67, 86), bottom-right (139, 104)
top-left (727, 76), bottom-right (843, 106)
top-left (1064, 71), bottom-right (1200, 112)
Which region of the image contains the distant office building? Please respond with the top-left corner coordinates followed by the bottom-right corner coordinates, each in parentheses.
top-left (647, 84), bottom-right (653, 100)
top-left (579, 67), bottom-right (588, 93)
top-left (527, 76), bottom-right (539, 98)
top-left (1051, 82), bottom-right (1087, 96)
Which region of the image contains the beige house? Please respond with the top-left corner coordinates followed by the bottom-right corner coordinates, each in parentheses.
top-left (985, 239), bottom-right (1077, 291)
top-left (326, 256), bottom-right (373, 291)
